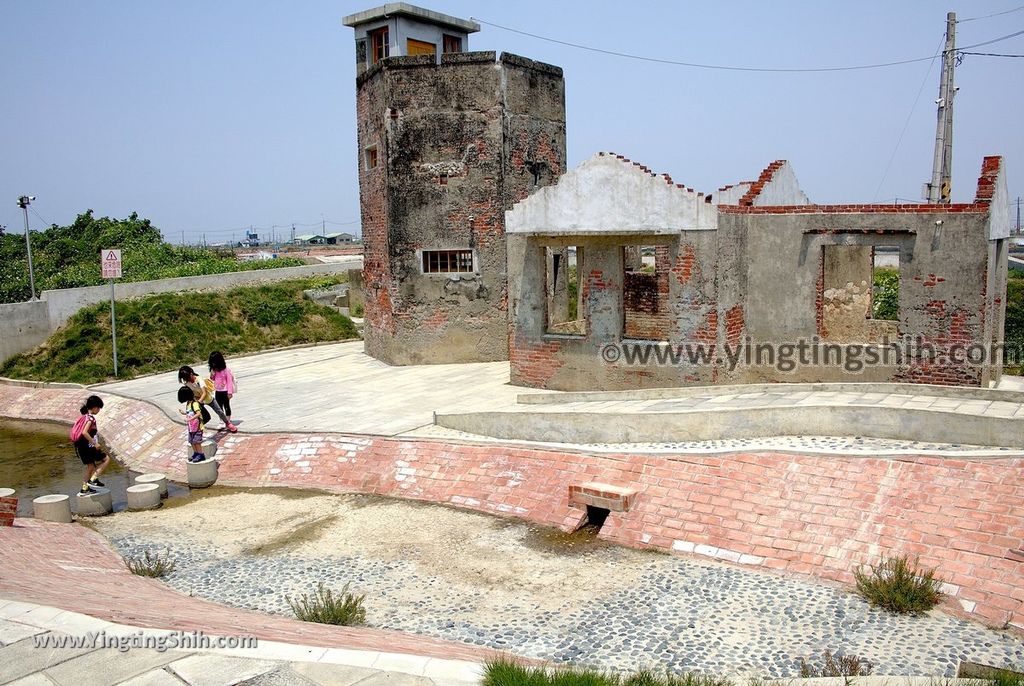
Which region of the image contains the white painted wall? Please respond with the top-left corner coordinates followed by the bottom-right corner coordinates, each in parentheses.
top-left (506, 153), bottom-right (717, 235)
top-left (752, 162), bottom-right (810, 206)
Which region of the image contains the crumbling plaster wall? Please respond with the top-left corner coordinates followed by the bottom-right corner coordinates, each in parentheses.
top-left (357, 52), bottom-right (565, 365)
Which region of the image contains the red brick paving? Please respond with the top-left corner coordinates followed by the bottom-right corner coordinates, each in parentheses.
top-left (1, 384), bottom-right (1021, 631)
top-left (0, 518), bottom-right (498, 661)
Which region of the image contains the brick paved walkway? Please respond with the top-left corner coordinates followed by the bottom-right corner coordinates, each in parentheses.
top-left (1, 382), bottom-right (1022, 631)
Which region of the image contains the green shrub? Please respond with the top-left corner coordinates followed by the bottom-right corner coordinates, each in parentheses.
top-left (872, 267), bottom-right (899, 320)
top-left (798, 650), bottom-right (873, 678)
top-left (482, 657), bottom-right (732, 686)
top-left (123, 549), bottom-right (176, 578)
top-left (287, 582), bottom-right (366, 626)
top-left (351, 303), bottom-right (364, 318)
top-left (853, 555), bottom-right (942, 614)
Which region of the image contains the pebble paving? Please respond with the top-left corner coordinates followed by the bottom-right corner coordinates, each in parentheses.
top-left (107, 532), bottom-right (1024, 678)
top-left (413, 426), bottom-right (1022, 455)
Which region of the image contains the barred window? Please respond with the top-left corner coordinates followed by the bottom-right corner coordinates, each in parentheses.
top-left (422, 249), bottom-right (473, 273)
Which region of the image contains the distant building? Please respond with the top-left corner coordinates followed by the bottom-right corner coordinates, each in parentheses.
top-left (344, 3), bottom-right (566, 365)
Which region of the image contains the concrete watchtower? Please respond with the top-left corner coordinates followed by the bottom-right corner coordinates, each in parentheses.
top-left (344, 3), bottom-right (567, 365)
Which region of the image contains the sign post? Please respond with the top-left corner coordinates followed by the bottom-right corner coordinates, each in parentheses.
top-left (101, 250), bottom-right (122, 377)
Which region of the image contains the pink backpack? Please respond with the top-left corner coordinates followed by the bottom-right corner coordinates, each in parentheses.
top-left (69, 414), bottom-right (92, 442)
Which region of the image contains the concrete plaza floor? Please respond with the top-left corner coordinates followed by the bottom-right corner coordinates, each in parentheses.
top-left (96, 341), bottom-right (541, 436)
top-left (95, 341), bottom-right (1024, 453)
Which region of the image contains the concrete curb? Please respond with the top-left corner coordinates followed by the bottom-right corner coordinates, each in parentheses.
top-left (0, 599), bottom-right (484, 684)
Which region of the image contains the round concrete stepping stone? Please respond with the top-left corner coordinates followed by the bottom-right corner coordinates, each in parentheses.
top-left (134, 473), bottom-right (168, 498)
top-left (33, 494), bottom-right (72, 523)
top-left (74, 488), bottom-right (113, 516)
top-left (187, 458), bottom-right (218, 488)
top-left (126, 483), bottom-right (161, 511)
top-left (0, 488), bottom-right (16, 527)
top-left (201, 438), bottom-right (219, 459)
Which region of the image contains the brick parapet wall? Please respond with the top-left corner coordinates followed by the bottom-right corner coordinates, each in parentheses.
top-left (2, 382), bottom-right (1020, 630)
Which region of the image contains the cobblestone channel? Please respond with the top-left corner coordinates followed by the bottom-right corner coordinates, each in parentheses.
top-left (92, 489), bottom-right (1024, 678)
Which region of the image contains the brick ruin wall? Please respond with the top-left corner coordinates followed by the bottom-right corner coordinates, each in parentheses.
top-left (356, 53), bottom-right (565, 365)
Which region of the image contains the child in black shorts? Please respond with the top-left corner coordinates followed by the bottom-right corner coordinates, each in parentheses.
top-left (73, 395), bottom-right (110, 496)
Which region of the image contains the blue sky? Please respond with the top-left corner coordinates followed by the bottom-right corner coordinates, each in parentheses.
top-left (1, 1), bottom-right (1021, 244)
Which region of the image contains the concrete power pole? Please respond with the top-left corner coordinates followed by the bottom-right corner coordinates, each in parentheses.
top-left (927, 12), bottom-right (957, 204)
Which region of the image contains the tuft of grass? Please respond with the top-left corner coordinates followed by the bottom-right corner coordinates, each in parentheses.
top-left (0, 276), bottom-right (358, 384)
top-left (351, 303), bottom-right (364, 318)
top-left (482, 657), bottom-right (733, 686)
top-left (798, 650), bottom-right (873, 678)
top-left (287, 582), bottom-right (366, 626)
top-left (853, 554), bottom-right (942, 614)
top-left (123, 549), bottom-right (176, 578)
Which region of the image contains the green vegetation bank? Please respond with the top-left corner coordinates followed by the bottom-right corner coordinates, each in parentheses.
top-left (0, 277), bottom-right (357, 384)
top-left (0, 211), bottom-right (303, 304)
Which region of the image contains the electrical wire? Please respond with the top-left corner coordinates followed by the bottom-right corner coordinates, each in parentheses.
top-left (958, 5), bottom-right (1024, 23)
top-left (872, 36), bottom-right (945, 202)
top-left (472, 18), bottom-right (1024, 72)
top-left (961, 51), bottom-right (1024, 57)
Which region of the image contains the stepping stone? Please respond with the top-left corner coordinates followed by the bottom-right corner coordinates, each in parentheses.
top-left (32, 494), bottom-right (72, 523)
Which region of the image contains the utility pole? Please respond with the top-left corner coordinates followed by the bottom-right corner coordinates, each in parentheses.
top-left (927, 12), bottom-right (957, 204)
top-left (291, 223), bottom-right (296, 243)
top-left (16, 195), bottom-right (37, 300)
top-left (1015, 196), bottom-right (1021, 235)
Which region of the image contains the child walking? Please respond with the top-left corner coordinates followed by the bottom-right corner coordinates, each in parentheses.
top-left (208, 351), bottom-right (238, 433)
top-left (178, 386), bottom-right (206, 463)
top-left (72, 395), bottom-right (110, 496)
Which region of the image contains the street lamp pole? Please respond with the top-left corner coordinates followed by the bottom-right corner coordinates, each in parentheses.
top-left (17, 195), bottom-right (37, 301)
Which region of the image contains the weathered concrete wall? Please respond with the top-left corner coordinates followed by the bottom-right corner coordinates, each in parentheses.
top-left (0, 261), bottom-right (358, 364)
top-left (0, 300), bottom-right (50, 366)
top-left (356, 51), bottom-right (565, 365)
top-left (508, 156), bottom-right (1007, 390)
top-left (507, 152), bottom-right (716, 234)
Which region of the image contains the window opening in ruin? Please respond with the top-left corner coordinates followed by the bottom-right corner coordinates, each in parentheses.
top-left (821, 244), bottom-right (898, 343)
top-left (438, 173), bottom-right (448, 186)
top-left (422, 249), bottom-right (473, 274)
top-left (364, 145), bottom-right (378, 171)
top-left (545, 245), bottom-right (585, 336)
top-left (442, 34), bottom-right (462, 53)
top-left (370, 27), bottom-right (389, 64)
top-left (871, 246), bottom-right (899, 321)
top-left (406, 38), bottom-right (436, 57)
top-left (623, 245), bottom-right (670, 341)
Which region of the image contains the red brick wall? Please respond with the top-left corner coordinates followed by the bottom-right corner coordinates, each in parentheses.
top-left (3, 384), bottom-right (1021, 629)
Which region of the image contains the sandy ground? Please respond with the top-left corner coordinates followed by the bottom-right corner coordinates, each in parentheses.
top-left (91, 488), bottom-right (656, 614)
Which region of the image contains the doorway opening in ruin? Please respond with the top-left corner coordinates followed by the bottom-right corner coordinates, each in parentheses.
top-left (545, 245), bottom-right (586, 335)
top-left (623, 245), bottom-right (670, 341)
top-left (821, 244), bottom-right (899, 343)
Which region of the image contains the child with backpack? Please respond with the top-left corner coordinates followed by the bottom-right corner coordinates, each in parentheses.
top-left (177, 386), bottom-right (207, 463)
top-left (207, 351), bottom-right (238, 433)
top-left (71, 395), bottom-right (110, 496)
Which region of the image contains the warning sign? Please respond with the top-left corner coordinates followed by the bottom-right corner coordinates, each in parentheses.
top-left (101, 249), bottom-right (122, 279)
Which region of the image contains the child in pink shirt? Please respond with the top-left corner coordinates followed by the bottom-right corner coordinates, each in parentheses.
top-left (207, 351), bottom-right (238, 433)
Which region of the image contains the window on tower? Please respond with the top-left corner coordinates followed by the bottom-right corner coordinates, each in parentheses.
top-left (370, 26), bottom-right (389, 64)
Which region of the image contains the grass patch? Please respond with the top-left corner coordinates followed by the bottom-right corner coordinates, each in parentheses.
top-left (242, 514), bottom-right (338, 556)
top-left (853, 554), bottom-right (942, 614)
top-left (798, 650), bottom-right (873, 678)
top-left (483, 657), bottom-right (733, 686)
top-left (123, 549), bottom-right (176, 578)
top-left (0, 276), bottom-right (358, 384)
top-left (287, 581), bottom-right (366, 626)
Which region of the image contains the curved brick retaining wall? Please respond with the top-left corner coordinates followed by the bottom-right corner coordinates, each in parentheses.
top-left (1, 382), bottom-right (1021, 631)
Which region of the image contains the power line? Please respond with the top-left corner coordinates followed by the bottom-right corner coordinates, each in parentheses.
top-left (872, 35), bottom-right (945, 202)
top-left (472, 17), bottom-right (1024, 72)
top-left (961, 51), bottom-right (1024, 57)
top-left (958, 5), bottom-right (1024, 23)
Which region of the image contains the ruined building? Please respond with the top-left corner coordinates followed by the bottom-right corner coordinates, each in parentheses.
top-left (507, 153), bottom-right (1010, 390)
top-left (344, 3), bottom-right (566, 364)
